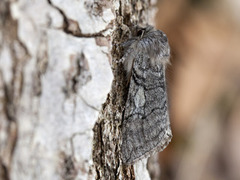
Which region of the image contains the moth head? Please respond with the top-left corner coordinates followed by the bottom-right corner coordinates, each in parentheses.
top-left (135, 25), bottom-right (154, 37)
top-left (137, 25), bottom-right (170, 67)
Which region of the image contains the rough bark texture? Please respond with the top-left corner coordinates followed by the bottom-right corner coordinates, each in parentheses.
top-left (0, 0), bottom-right (158, 179)
top-left (92, 0), bottom-right (158, 179)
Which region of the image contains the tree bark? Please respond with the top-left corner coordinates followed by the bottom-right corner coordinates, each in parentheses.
top-left (0, 0), bottom-right (158, 179)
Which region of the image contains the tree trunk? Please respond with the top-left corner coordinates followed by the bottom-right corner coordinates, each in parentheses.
top-left (0, 0), bottom-right (158, 179)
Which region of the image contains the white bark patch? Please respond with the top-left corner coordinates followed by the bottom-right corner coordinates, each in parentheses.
top-left (10, 1), bottom-right (63, 56)
top-left (9, 1), bottom-right (113, 179)
top-left (51, 0), bottom-right (115, 34)
top-left (134, 159), bottom-right (151, 180)
top-left (0, 46), bottom-right (13, 84)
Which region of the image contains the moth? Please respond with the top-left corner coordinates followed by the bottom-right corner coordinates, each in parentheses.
top-left (120, 25), bottom-right (172, 164)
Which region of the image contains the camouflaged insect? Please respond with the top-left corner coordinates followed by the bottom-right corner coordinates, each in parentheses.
top-left (120, 25), bottom-right (172, 164)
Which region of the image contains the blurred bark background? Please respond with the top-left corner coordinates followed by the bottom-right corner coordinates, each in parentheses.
top-left (156, 0), bottom-right (240, 180)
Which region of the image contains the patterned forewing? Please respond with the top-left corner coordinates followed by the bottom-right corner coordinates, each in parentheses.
top-left (121, 54), bottom-right (172, 164)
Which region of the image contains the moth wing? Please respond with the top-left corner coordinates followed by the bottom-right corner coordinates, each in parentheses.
top-left (121, 54), bottom-right (172, 164)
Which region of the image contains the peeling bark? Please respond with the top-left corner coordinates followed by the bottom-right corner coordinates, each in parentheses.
top-left (0, 0), bottom-right (158, 179)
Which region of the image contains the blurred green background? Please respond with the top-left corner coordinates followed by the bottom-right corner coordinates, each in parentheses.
top-left (155, 0), bottom-right (240, 180)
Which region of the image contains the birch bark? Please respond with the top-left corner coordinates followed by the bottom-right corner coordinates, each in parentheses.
top-left (0, 0), bottom-right (158, 179)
